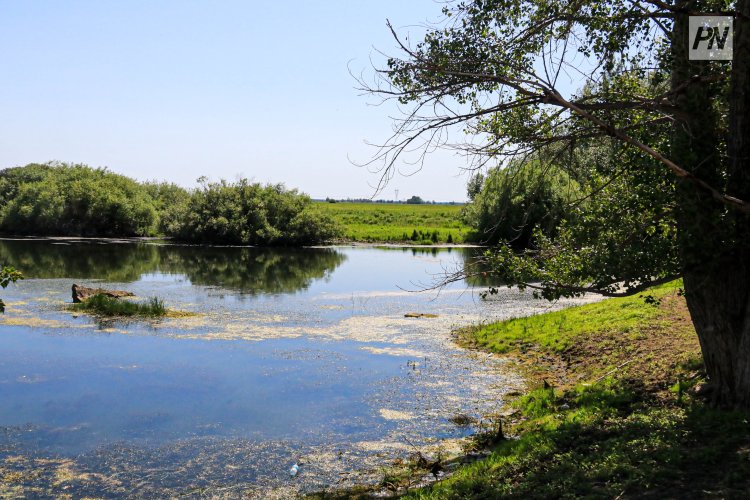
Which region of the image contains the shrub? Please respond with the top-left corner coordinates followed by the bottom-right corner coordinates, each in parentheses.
top-left (167, 178), bottom-right (340, 245)
top-left (0, 163), bottom-right (341, 246)
top-left (0, 163), bottom-right (158, 236)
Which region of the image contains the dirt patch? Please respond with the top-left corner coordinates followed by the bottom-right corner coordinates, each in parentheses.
top-left (561, 294), bottom-right (699, 390)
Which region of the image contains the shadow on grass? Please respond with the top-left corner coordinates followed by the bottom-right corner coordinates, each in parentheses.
top-left (409, 382), bottom-right (750, 499)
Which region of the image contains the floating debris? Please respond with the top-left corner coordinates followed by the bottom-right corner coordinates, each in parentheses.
top-left (404, 312), bottom-right (439, 318)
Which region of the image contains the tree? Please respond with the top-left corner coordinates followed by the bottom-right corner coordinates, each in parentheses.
top-left (462, 156), bottom-right (582, 248)
top-left (0, 265), bottom-right (22, 313)
top-left (406, 195), bottom-right (425, 204)
top-left (365, 1), bottom-right (750, 408)
top-left (466, 172), bottom-right (485, 201)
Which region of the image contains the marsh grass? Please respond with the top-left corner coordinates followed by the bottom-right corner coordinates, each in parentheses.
top-left (70, 294), bottom-right (167, 317)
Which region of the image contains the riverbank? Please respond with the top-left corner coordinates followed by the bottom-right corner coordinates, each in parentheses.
top-left (316, 281), bottom-right (750, 498)
top-left (412, 281), bottom-right (750, 498)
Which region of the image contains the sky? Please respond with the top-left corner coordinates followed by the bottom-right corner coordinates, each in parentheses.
top-left (0, 1), bottom-right (483, 202)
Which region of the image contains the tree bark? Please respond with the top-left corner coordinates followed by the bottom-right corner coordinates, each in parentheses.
top-left (673, 0), bottom-right (750, 409)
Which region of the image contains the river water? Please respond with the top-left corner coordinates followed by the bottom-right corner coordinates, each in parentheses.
top-left (0, 238), bottom-right (588, 497)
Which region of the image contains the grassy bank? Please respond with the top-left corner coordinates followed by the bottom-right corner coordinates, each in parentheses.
top-left (314, 202), bottom-right (472, 244)
top-left (403, 282), bottom-right (750, 498)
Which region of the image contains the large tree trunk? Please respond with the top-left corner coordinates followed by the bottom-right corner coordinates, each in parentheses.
top-left (673, 0), bottom-right (750, 408)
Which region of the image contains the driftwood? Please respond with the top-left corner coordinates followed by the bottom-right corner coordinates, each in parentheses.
top-left (71, 284), bottom-right (134, 303)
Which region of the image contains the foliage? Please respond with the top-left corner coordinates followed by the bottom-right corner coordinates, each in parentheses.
top-left (69, 294), bottom-right (167, 317)
top-left (315, 201), bottom-right (469, 243)
top-left (406, 195), bottom-right (425, 204)
top-left (0, 163), bottom-right (158, 236)
top-left (0, 264), bottom-right (23, 313)
top-left (142, 181), bottom-right (191, 235)
top-left (373, 0), bottom-right (750, 406)
top-left (168, 178), bottom-right (339, 245)
top-left (368, 0), bottom-right (723, 295)
top-left (465, 173), bottom-right (484, 201)
top-left (462, 158), bottom-right (582, 248)
top-left (0, 163), bottom-right (340, 246)
top-left (0, 163), bottom-right (471, 245)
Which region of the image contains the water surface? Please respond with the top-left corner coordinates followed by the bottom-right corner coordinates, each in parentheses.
top-left (0, 238), bottom-right (588, 497)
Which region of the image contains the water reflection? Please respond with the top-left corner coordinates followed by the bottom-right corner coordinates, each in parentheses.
top-left (0, 238), bottom-right (346, 295)
top-left (372, 245), bottom-right (497, 288)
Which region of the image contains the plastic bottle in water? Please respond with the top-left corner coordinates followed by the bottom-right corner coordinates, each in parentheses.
top-left (289, 463), bottom-right (299, 477)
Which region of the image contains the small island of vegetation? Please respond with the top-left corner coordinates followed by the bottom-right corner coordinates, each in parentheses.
top-left (69, 294), bottom-right (168, 318)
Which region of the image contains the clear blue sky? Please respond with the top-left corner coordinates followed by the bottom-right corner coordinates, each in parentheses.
top-left (0, 1), bottom-right (479, 201)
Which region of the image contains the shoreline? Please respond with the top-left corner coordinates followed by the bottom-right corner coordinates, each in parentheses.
top-left (343, 282), bottom-right (749, 499)
top-left (312, 282), bottom-right (750, 498)
top-left (0, 235), bottom-right (485, 249)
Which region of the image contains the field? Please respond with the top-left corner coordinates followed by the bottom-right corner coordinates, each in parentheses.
top-left (314, 202), bottom-right (473, 244)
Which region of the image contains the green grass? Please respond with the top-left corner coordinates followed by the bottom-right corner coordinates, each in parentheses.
top-left (407, 384), bottom-right (750, 499)
top-left (69, 294), bottom-right (167, 317)
top-left (465, 285), bottom-right (677, 354)
top-left (313, 202), bottom-right (473, 243)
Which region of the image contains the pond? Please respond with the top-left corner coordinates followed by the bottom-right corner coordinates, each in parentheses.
top-left (0, 238), bottom-right (588, 497)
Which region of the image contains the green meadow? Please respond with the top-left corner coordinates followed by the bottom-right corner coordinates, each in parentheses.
top-left (314, 202), bottom-right (473, 244)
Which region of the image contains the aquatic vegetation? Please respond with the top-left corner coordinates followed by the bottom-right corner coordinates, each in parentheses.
top-left (69, 295), bottom-right (167, 317)
top-left (378, 409), bottom-right (416, 421)
top-left (0, 241), bottom-right (568, 497)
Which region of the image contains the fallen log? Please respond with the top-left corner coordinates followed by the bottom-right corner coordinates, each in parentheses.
top-left (71, 284), bottom-right (135, 303)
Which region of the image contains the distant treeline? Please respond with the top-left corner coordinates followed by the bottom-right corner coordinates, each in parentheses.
top-left (321, 197), bottom-right (461, 205)
top-left (0, 163), bottom-right (339, 245)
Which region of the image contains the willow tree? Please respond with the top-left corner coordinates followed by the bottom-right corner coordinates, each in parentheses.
top-left (366, 0), bottom-right (750, 408)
